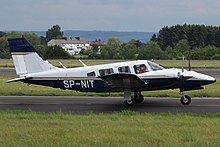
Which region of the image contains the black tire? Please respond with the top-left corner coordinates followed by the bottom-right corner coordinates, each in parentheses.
top-left (180, 95), bottom-right (191, 105)
top-left (135, 94), bottom-right (144, 103)
top-left (124, 97), bottom-right (135, 106)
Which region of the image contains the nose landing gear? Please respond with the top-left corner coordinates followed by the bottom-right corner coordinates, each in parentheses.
top-left (180, 92), bottom-right (191, 105)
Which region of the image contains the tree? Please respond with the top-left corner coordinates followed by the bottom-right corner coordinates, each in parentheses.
top-left (138, 41), bottom-right (163, 59)
top-left (119, 41), bottom-right (137, 59)
top-left (43, 45), bottom-right (71, 59)
top-left (0, 31), bottom-right (6, 38)
top-left (92, 44), bottom-right (99, 53)
top-left (215, 29), bottom-right (220, 47)
top-left (190, 46), bottom-right (219, 60)
top-left (163, 46), bottom-right (177, 60)
top-left (46, 25), bottom-right (63, 42)
top-left (100, 38), bottom-right (121, 59)
top-left (154, 24), bottom-right (220, 49)
top-left (174, 39), bottom-right (191, 59)
top-left (106, 37), bottom-right (121, 49)
top-left (150, 34), bottom-right (157, 42)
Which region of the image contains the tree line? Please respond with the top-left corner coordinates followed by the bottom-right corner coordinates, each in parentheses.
top-left (85, 24), bottom-right (220, 60)
top-left (0, 25), bottom-right (71, 59)
top-left (151, 24), bottom-right (220, 49)
top-left (1, 24), bottom-right (220, 60)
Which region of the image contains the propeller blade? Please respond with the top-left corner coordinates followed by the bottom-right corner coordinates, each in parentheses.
top-left (188, 58), bottom-right (191, 71)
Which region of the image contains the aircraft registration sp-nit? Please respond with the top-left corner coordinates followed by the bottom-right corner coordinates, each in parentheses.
top-left (7, 38), bottom-right (216, 106)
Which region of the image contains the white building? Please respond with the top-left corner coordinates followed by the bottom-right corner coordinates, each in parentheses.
top-left (47, 37), bottom-right (90, 55)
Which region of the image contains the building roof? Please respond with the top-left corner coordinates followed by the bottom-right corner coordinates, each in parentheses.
top-left (90, 39), bottom-right (105, 46)
top-left (48, 37), bottom-right (89, 45)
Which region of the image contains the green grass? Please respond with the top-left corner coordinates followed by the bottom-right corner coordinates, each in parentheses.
top-left (0, 77), bottom-right (219, 97)
top-left (156, 60), bottom-right (220, 68)
top-left (0, 59), bottom-right (124, 68)
top-left (1, 59), bottom-right (220, 68)
top-left (0, 111), bottom-right (219, 147)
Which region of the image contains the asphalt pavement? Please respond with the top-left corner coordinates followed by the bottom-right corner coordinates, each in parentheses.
top-left (0, 96), bottom-right (219, 114)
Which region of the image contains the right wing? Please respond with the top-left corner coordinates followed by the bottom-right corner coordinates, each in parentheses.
top-left (99, 73), bottom-right (146, 90)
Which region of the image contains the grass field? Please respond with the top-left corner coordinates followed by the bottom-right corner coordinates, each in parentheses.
top-left (1, 59), bottom-right (220, 68)
top-left (0, 111), bottom-right (219, 147)
top-left (0, 77), bottom-right (219, 97)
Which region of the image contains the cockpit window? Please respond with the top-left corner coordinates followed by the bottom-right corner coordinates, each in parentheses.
top-left (148, 61), bottom-right (164, 71)
top-left (134, 64), bottom-right (148, 74)
top-left (99, 68), bottom-right (114, 76)
top-left (118, 66), bottom-right (131, 73)
top-left (87, 71), bottom-right (96, 77)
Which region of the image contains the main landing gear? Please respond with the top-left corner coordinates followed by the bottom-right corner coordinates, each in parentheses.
top-left (124, 91), bottom-right (144, 106)
top-left (180, 92), bottom-right (191, 105)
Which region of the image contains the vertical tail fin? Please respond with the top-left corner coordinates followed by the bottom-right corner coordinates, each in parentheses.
top-left (8, 38), bottom-right (58, 76)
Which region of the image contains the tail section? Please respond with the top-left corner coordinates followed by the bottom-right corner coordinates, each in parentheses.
top-left (8, 38), bottom-right (58, 76)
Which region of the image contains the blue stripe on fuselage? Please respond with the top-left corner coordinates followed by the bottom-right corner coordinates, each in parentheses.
top-left (22, 78), bottom-right (213, 92)
top-left (23, 79), bottom-right (111, 92)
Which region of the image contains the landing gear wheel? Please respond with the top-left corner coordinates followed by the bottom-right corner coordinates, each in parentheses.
top-left (134, 92), bottom-right (144, 103)
top-left (180, 95), bottom-right (191, 105)
top-left (124, 97), bottom-right (135, 106)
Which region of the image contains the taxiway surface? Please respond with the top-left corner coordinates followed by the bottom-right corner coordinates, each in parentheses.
top-left (0, 96), bottom-right (219, 114)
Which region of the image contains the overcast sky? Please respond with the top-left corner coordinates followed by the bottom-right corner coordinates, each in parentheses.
top-left (1, 0), bottom-right (220, 32)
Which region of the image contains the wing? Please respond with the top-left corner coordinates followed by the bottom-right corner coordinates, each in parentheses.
top-left (99, 73), bottom-right (146, 90)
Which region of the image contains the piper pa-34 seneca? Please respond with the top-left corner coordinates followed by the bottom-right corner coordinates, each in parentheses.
top-left (7, 37), bottom-right (216, 106)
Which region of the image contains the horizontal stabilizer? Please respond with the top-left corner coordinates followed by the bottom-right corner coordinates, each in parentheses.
top-left (6, 77), bottom-right (32, 83)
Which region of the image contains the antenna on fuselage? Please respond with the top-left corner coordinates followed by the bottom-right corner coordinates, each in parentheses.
top-left (79, 59), bottom-right (87, 67)
top-left (59, 62), bottom-right (66, 69)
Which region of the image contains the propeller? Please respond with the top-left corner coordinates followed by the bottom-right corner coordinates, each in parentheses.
top-left (188, 56), bottom-right (191, 71)
top-left (179, 56), bottom-right (193, 93)
top-left (180, 56), bottom-right (184, 92)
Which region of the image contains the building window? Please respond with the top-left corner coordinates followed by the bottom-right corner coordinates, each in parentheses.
top-left (118, 66), bottom-right (131, 73)
top-left (99, 68), bottom-right (114, 76)
top-left (133, 64), bottom-right (148, 74)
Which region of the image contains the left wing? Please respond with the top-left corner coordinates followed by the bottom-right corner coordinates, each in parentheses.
top-left (99, 73), bottom-right (146, 89)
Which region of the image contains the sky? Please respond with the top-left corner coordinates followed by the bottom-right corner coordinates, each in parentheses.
top-left (0, 0), bottom-right (220, 32)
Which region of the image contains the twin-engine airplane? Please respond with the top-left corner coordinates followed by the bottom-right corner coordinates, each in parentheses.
top-left (7, 38), bottom-right (216, 106)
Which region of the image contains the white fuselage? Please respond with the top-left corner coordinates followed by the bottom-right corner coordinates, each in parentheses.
top-left (21, 60), bottom-right (215, 83)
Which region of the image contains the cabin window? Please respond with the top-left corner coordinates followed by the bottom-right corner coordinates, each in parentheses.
top-left (87, 71), bottom-right (96, 77)
top-left (133, 64), bottom-right (148, 74)
top-left (99, 68), bottom-right (114, 76)
top-left (148, 61), bottom-right (164, 71)
top-left (118, 66), bottom-right (131, 73)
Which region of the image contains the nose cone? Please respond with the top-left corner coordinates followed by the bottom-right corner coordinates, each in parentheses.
top-left (205, 75), bottom-right (216, 84)
top-left (199, 72), bottom-right (216, 83)
top-left (187, 71), bottom-right (216, 85)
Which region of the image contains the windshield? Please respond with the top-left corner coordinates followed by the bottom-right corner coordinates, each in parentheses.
top-left (148, 61), bottom-right (164, 71)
